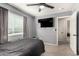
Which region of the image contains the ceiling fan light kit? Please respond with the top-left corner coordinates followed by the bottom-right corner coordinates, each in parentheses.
top-left (27, 3), bottom-right (54, 12)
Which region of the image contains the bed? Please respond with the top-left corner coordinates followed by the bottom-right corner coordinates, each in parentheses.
top-left (0, 39), bottom-right (45, 56)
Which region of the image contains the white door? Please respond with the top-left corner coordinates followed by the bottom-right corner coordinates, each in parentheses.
top-left (58, 18), bottom-right (67, 42)
top-left (70, 12), bottom-right (77, 54)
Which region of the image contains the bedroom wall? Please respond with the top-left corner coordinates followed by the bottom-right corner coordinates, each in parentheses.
top-left (0, 3), bottom-right (36, 41)
top-left (35, 17), bottom-right (58, 44)
top-left (26, 16), bottom-right (36, 39)
top-left (35, 11), bottom-right (73, 45)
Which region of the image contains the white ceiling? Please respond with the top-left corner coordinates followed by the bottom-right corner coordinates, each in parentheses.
top-left (9, 3), bottom-right (74, 17)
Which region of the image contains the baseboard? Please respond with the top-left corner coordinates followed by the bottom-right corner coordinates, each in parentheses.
top-left (44, 42), bottom-right (58, 46)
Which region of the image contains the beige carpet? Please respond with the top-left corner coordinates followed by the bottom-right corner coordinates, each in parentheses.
top-left (42, 41), bottom-right (76, 56)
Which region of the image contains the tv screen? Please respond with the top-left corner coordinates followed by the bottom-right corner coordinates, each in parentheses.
top-left (38, 18), bottom-right (54, 27)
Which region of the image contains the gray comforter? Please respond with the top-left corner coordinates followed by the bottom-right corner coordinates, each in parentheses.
top-left (0, 39), bottom-right (45, 56)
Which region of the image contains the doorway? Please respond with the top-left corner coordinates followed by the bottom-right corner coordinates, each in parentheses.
top-left (67, 20), bottom-right (70, 44)
top-left (57, 13), bottom-right (77, 55)
top-left (58, 17), bottom-right (69, 45)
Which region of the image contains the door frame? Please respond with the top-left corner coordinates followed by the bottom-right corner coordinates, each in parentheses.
top-left (57, 14), bottom-right (78, 55)
top-left (57, 16), bottom-right (69, 45)
top-left (77, 12), bottom-right (79, 55)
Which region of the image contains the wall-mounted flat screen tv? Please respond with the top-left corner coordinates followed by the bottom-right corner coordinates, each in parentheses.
top-left (38, 18), bottom-right (54, 27)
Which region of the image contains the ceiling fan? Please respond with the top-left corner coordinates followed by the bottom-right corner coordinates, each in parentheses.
top-left (27, 3), bottom-right (54, 12)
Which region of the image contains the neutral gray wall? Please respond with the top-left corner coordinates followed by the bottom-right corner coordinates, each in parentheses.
top-left (35, 17), bottom-right (58, 44)
top-left (26, 16), bottom-right (36, 39)
top-left (37, 11), bottom-right (73, 19)
top-left (35, 11), bottom-right (73, 44)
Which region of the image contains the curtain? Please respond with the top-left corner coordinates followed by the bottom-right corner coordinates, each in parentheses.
top-left (0, 7), bottom-right (8, 43)
top-left (23, 17), bottom-right (28, 39)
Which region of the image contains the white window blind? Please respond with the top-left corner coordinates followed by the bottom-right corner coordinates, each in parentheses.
top-left (8, 11), bottom-right (23, 34)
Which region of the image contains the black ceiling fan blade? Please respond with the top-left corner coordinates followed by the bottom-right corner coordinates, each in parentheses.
top-left (27, 3), bottom-right (42, 6)
top-left (27, 3), bottom-right (54, 9)
top-left (27, 3), bottom-right (46, 6)
top-left (44, 4), bottom-right (54, 9)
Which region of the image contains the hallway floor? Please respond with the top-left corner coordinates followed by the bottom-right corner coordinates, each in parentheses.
top-left (42, 41), bottom-right (76, 56)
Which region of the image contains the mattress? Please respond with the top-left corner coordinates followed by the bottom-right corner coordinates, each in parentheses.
top-left (0, 39), bottom-right (45, 56)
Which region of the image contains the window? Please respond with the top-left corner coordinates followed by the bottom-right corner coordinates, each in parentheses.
top-left (8, 11), bottom-right (23, 34)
